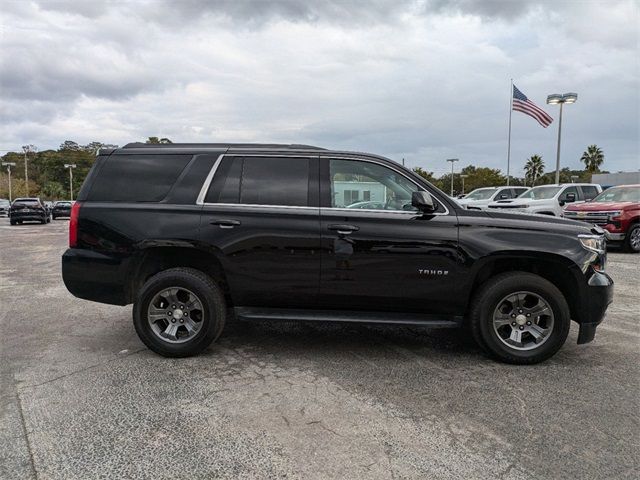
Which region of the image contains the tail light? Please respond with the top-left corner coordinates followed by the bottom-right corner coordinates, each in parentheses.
top-left (69, 202), bottom-right (81, 247)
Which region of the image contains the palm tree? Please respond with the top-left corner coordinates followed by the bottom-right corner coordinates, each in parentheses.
top-left (524, 155), bottom-right (545, 186)
top-left (581, 145), bottom-right (604, 173)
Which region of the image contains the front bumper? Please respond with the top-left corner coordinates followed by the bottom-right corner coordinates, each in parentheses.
top-left (576, 270), bottom-right (614, 344)
top-left (604, 231), bottom-right (625, 242)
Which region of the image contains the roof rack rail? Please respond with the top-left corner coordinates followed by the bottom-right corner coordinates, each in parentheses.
top-left (122, 142), bottom-right (326, 150)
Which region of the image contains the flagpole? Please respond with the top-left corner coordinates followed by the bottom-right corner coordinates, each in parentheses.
top-left (506, 78), bottom-right (513, 186)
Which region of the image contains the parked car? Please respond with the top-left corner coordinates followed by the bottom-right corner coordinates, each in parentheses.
top-left (457, 186), bottom-right (529, 210)
top-left (488, 183), bottom-right (602, 216)
top-left (0, 199), bottom-right (10, 217)
top-left (9, 197), bottom-right (50, 225)
top-left (62, 143), bottom-right (612, 364)
top-left (52, 201), bottom-right (73, 219)
top-left (564, 184), bottom-right (640, 252)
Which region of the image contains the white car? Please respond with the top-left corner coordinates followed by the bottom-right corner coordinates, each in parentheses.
top-left (457, 186), bottom-right (529, 210)
top-left (487, 183), bottom-right (602, 216)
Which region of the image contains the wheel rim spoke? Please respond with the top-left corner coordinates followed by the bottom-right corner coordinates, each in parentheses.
top-left (509, 328), bottom-right (523, 346)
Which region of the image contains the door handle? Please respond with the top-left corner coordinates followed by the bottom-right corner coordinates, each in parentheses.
top-left (210, 219), bottom-right (241, 229)
top-left (328, 224), bottom-right (359, 235)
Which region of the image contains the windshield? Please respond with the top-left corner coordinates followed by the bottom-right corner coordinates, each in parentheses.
top-left (12, 199), bottom-right (39, 206)
top-left (464, 188), bottom-right (496, 200)
top-left (56, 202), bottom-right (72, 206)
top-left (592, 186), bottom-right (640, 203)
top-left (519, 186), bottom-right (561, 200)
top-left (0, 200), bottom-right (9, 206)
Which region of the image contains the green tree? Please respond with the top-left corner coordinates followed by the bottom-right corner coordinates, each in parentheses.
top-left (580, 145), bottom-right (604, 173)
top-left (412, 167), bottom-right (439, 186)
top-left (146, 137), bottom-right (173, 144)
top-left (524, 155), bottom-right (545, 186)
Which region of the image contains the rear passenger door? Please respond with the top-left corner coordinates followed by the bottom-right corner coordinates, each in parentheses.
top-left (199, 154), bottom-right (321, 308)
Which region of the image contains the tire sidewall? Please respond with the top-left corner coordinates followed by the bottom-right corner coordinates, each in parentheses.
top-left (133, 270), bottom-right (224, 357)
top-left (475, 275), bottom-right (570, 363)
top-left (626, 224), bottom-right (640, 253)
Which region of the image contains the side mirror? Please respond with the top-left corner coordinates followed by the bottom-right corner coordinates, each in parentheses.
top-left (499, 194), bottom-right (508, 199)
top-left (565, 192), bottom-right (576, 203)
top-left (411, 191), bottom-right (436, 213)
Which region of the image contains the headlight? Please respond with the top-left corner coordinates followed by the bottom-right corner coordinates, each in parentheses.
top-left (578, 234), bottom-right (606, 254)
top-left (607, 211), bottom-right (621, 221)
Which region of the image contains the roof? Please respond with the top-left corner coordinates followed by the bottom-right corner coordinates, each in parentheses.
top-left (121, 142), bottom-right (326, 151)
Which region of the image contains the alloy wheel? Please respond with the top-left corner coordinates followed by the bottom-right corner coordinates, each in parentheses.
top-left (147, 287), bottom-right (204, 343)
top-left (492, 291), bottom-right (554, 351)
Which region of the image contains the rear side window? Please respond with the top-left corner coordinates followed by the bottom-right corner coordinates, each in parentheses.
top-left (87, 154), bottom-right (192, 202)
top-left (581, 185), bottom-right (599, 200)
top-left (206, 156), bottom-right (312, 207)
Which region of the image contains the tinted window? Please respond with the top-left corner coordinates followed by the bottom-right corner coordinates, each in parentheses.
top-left (514, 188), bottom-right (529, 197)
top-left (581, 185), bottom-right (599, 200)
top-left (205, 157), bottom-right (241, 203)
top-left (330, 159), bottom-right (419, 211)
top-left (561, 186), bottom-right (579, 200)
top-left (206, 157), bottom-right (311, 207)
top-left (495, 188), bottom-right (512, 199)
top-left (88, 154), bottom-right (192, 202)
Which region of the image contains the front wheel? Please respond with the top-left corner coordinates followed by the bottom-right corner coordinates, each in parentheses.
top-left (625, 224), bottom-right (640, 253)
top-left (469, 272), bottom-right (570, 364)
top-left (133, 268), bottom-right (226, 357)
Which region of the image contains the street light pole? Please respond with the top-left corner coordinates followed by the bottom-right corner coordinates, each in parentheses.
top-left (21, 145), bottom-right (36, 197)
top-left (2, 162), bottom-right (16, 202)
top-left (446, 158), bottom-right (459, 196)
top-left (64, 164), bottom-right (77, 201)
top-left (460, 174), bottom-right (469, 195)
top-left (547, 93), bottom-right (577, 184)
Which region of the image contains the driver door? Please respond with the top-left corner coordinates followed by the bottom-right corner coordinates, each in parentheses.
top-left (319, 157), bottom-right (461, 314)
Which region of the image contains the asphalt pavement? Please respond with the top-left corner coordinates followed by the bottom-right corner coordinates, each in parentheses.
top-left (1, 217), bottom-right (638, 479)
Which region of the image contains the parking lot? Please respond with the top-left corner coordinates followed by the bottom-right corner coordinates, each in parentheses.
top-left (0, 217), bottom-right (638, 480)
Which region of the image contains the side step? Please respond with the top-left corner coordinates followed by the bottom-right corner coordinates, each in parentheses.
top-left (234, 307), bottom-right (462, 328)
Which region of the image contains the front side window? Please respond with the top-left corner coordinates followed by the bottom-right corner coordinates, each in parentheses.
top-left (561, 186), bottom-right (579, 201)
top-left (330, 159), bottom-right (418, 211)
top-left (206, 156), bottom-right (311, 207)
top-left (495, 188), bottom-right (512, 199)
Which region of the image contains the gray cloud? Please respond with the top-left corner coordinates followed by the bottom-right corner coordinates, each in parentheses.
top-left (1, 0), bottom-right (638, 175)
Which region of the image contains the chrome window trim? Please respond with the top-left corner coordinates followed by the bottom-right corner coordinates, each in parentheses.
top-left (196, 154), bottom-right (224, 205)
top-left (196, 152), bottom-right (450, 216)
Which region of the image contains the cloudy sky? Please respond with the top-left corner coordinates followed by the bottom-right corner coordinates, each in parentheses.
top-left (1, 0), bottom-right (638, 176)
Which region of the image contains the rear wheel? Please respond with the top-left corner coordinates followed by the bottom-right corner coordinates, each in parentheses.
top-left (10, 219), bottom-right (16, 225)
top-left (133, 268), bottom-right (226, 357)
top-left (469, 272), bottom-right (570, 364)
top-left (624, 224), bottom-right (640, 253)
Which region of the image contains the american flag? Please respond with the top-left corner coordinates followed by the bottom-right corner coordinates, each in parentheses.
top-left (512, 85), bottom-right (553, 128)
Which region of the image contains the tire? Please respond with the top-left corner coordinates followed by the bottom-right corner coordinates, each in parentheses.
top-left (10, 220), bottom-right (16, 225)
top-left (133, 268), bottom-right (226, 357)
top-left (624, 223), bottom-right (640, 253)
top-left (52, 215), bottom-right (57, 220)
top-left (469, 272), bottom-right (570, 365)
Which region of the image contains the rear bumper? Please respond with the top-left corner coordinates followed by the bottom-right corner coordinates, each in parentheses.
top-left (576, 271), bottom-right (614, 344)
top-left (10, 211), bottom-right (46, 221)
top-left (62, 249), bottom-right (129, 305)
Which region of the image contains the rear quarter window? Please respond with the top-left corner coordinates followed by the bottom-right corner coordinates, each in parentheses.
top-left (86, 154), bottom-right (192, 202)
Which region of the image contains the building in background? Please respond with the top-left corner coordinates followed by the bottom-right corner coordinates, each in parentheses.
top-left (592, 172), bottom-right (640, 188)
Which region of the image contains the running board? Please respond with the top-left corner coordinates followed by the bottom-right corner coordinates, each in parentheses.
top-left (234, 307), bottom-right (462, 328)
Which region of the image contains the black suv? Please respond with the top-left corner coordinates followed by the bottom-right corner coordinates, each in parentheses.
top-left (10, 197), bottom-right (50, 224)
top-left (62, 143), bottom-right (613, 364)
top-left (52, 201), bottom-right (73, 219)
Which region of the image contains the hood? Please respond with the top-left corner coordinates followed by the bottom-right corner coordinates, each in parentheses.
top-left (457, 198), bottom-right (492, 206)
top-left (488, 198), bottom-right (532, 206)
top-left (565, 201), bottom-right (638, 212)
top-left (458, 207), bottom-right (595, 232)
